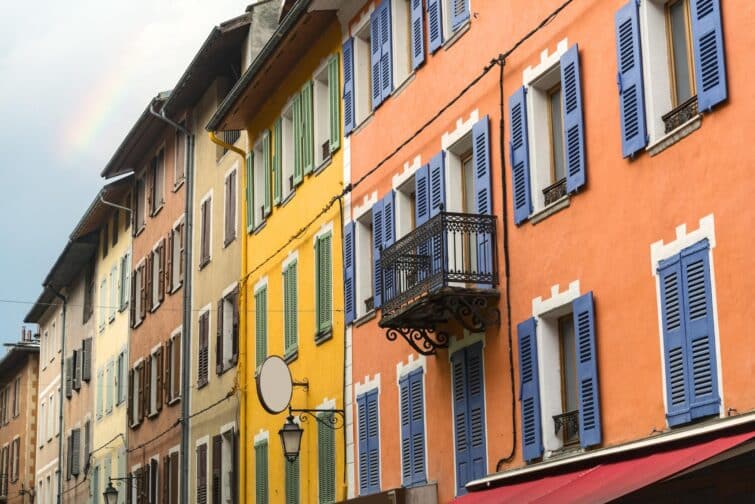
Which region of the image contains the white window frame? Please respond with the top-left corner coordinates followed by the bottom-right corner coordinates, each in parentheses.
top-left (151, 144), bottom-right (167, 215)
top-left (168, 326), bottom-right (182, 405)
top-left (313, 60), bottom-right (334, 169)
top-left (251, 138), bottom-right (266, 230)
top-left (281, 104), bottom-right (295, 201)
top-left (198, 304), bottom-right (212, 387)
top-left (220, 423), bottom-right (237, 504)
top-left (220, 282), bottom-right (238, 370)
top-left (199, 191), bottom-right (213, 267)
top-left (353, 192), bottom-right (378, 319)
top-left (391, 0), bottom-right (413, 88)
top-left (109, 265), bottom-right (117, 322)
top-left (223, 165), bottom-right (238, 247)
top-left (151, 240), bottom-right (163, 312)
top-left (171, 215), bottom-right (185, 292)
top-left (98, 278), bottom-right (107, 332)
top-left (133, 259), bottom-right (145, 327)
top-left (353, 13), bottom-right (374, 127)
top-left (119, 252), bottom-right (130, 312)
top-left (441, 0), bottom-right (472, 41)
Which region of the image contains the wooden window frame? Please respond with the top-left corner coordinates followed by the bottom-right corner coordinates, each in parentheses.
top-left (665, 0), bottom-right (696, 107)
top-left (547, 83), bottom-right (566, 185)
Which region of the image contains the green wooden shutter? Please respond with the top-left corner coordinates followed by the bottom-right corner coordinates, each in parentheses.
top-left (246, 153), bottom-right (254, 233)
top-left (255, 288), bottom-right (268, 367)
top-left (328, 56), bottom-right (340, 152)
top-left (284, 262), bottom-right (298, 357)
top-left (301, 81), bottom-right (314, 175)
top-left (292, 93), bottom-right (303, 186)
top-left (254, 441), bottom-right (268, 504)
top-left (263, 130), bottom-right (271, 216)
top-left (285, 458), bottom-right (300, 504)
top-left (315, 234), bottom-right (333, 337)
top-left (318, 415), bottom-right (335, 503)
top-left (273, 118), bottom-right (282, 205)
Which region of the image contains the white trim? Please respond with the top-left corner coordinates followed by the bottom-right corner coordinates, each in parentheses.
top-left (168, 444), bottom-right (180, 456)
top-left (282, 250), bottom-right (299, 272)
top-left (447, 330), bottom-right (486, 358)
top-left (391, 156), bottom-right (422, 192)
top-left (523, 38), bottom-right (569, 86)
top-left (254, 276), bottom-right (268, 294)
top-left (354, 373), bottom-right (381, 399)
top-left (467, 413), bottom-right (755, 491)
top-left (220, 421), bottom-right (237, 435)
top-left (313, 220), bottom-right (335, 244)
top-left (199, 189), bottom-right (214, 265)
top-left (38, 374), bottom-right (61, 398)
top-left (395, 354), bottom-right (427, 382)
top-left (650, 214), bottom-right (716, 274)
top-left (316, 397), bottom-right (336, 411)
top-left (353, 191), bottom-right (379, 221)
top-left (223, 164), bottom-right (239, 245)
top-left (532, 280), bottom-right (581, 317)
top-left (441, 109), bottom-right (480, 150)
top-left (253, 430), bottom-right (269, 445)
top-left (221, 281), bottom-right (239, 299)
top-left (195, 435), bottom-right (210, 448)
top-left (35, 459), bottom-right (58, 476)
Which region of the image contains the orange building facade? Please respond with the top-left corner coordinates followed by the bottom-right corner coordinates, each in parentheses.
top-left (341, 0), bottom-right (754, 502)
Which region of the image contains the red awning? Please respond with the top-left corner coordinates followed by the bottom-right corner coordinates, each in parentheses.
top-left (454, 430), bottom-right (754, 504)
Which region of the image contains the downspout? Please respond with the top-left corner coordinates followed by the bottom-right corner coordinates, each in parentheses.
top-left (208, 131), bottom-right (247, 504)
top-left (149, 102), bottom-right (194, 503)
top-left (48, 286), bottom-right (66, 504)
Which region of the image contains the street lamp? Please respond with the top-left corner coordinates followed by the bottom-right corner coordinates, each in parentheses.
top-left (103, 479), bottom-right (118, 504)
top-left (278, 415), bottom-right (303, 462)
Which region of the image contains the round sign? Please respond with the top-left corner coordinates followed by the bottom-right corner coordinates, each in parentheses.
top-left (256, 355), bottom-right (293, 414)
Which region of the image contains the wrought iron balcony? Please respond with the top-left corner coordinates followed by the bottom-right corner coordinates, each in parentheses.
top-left (553, 410), bottom-right (580, 445)
top-left (378, 211), bottom-right (500, 355)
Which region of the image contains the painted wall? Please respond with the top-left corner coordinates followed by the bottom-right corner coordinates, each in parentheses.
top-left (242, 19), bottom-right (347, 504)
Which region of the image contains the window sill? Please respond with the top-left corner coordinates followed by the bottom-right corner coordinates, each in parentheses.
top-left (133, 225), bottom-right (146, 238)
top-left (392, 72), bottom-right (416, 101)
top-left (169, 282), bottom-right (183, 295)
top-left (443, 21), bottom-right (471, 52)
top-left (252, 220), bottom-right (267, 235)
top-left (280, 190), bottom-right (296, 207)
top-left (150, 301), bottom-right (161, 314)
top-left (198, 258), bottom-right (211, 271)
top-left (173, 179), bottom-right (185, 193)
top-left (353, 112), bottom-right (375, 136)
top-left (223, 235), bottom-right (237, 249)
top-left (108, 316), bottom-right (115, 324)
top-left (354, 309), bottom-right (377, 327)
top-left (150, 203), bottom-right (164, 219)
top-left (118, 305), bottom-right (127, 313)
top-left (197, 380), bottom-right (208, 390)
top-left (313, 157), bottom-right (332, 176)
top-left (529, 196), bottom-right (571, 225)
top-left (315, 327), bottom-right (333, 345)
top-left (647, 114), bottom-right (702, 157)
top-left (284, 349), bottom-right (298, 364)
top-left (133, 318), bottom-right (144, 329)
top-left (167, 396), bottom-right (181, 406)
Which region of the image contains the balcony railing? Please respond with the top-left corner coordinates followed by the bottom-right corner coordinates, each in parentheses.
top-left (379, 212), bottom-right (499, 354)
top-left (553, 410), bottom-right (580, 446)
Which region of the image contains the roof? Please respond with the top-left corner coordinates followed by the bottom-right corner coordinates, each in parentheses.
top-left (70, 174), bottom-right (134, 240)
top-left (162, 12), bottom-right (252, 118)
top-left (100, 91), bottom-right (171, 179)
top-left (0, 341), bottom-right (39, 380)
top-left (206, 0), bottom-right (340, 131)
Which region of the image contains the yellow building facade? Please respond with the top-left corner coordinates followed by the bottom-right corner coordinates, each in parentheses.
top-left (207, 8), bottom-right (346, 503)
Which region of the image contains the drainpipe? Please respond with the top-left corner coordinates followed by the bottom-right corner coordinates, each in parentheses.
top-left (149, 102), bottom-right (194, 503)
top-left (47, 286), bottom-right (66, 504)
top-left (208, 131), bottom-right (247, 504)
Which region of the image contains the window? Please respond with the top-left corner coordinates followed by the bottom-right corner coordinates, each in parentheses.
top-left (254, 286), bottom-right (268, 368)
top-left (450, 342), bottom-right (486, 495)
top-left (254, 440), bottom-right (268, 504)
top-left (175, 125), bottom-right (187, 187)
top-left (615, 0), bottom-right (727, 156)
top-left (518, 291), bottom-right (601, 462)
top-left (54, 389), bottom-right (60, 436)
top-left (357, 390), bottom-right (380, 495)
top-left (84, 260), bottom-right (95, 323)
top-left (399, 369), bottom-right (426, 487)
top-left (82, 337), bottom-right (92, 383)
top-left (109, 266), bottom-right (117, 322)
top-left (102, 222), bottom-right (109, 258)
top-left (129, 362), bottom-right (144, 426)
top-left (369, 0), bottom-right (393, 110)
top-left (218, 430), bottom-right (237, 504)
top-left (199, 195), bottom-right (212, 268)
top-left (135, 177), bottom-right (146, 232)
top-left (283, 261), bottom-right (298, 358)
top-left (169, 219), bottom-right (185, 292)
top-left (47, 396), bottom-right (54, 441)
top-left (51, 320), bottom-right (57, 361)
top-left (352, 22), bottom-right (373, 126)
top-left (149, 148), bottom-right (165, 216)
top-left (658, 239), bottom-right (720, 427)
top-left (99, 278), bottom-right (107, 332)
top-left (91, 464), bottom-right (100, 504)
top-left (39, 402), bottom-right (46, 445)
top-left (12, 378), bottom-right (19, 418)
top-left (151, 241), bottom-right (166, 310)
top-left (279, 110), bottom-right (295, 201)
top-left (131, 261), bottom-right (146, 327)
top-left (10, 438), bottom-right (19, 483)
top-left (216, 287), bottom-right (239, 374)
top-left (285, 458), bottom-right (300, 504)
top-left (166, 332), bottom-right (181, 403)
top-left (148, 458), bottom-right (159, 504)
top-left (250, 134), bottom-right (271, 231)
top-left (318, 414), bottom-right (335, 503)
top-left (0, 445), bottom-right (7, 496)
top-left (224, 169), bottom-right (237, 246)
top-left (198, 311), bottom-right (210, 388)
top-left (112, 211), bottom-right (119, 247)
top-left (315, 233), bottom-right (333, 339)
top-left (313, 55), bottom-right (341, 168)
top-left (119, 253), bottom-right (130, 312)
top-left (96, 369), bottom-right (104, 419)
top-left (165, 451), bottom-right (180, 504)
top-left (391, 0), bottom-right (413, 86)
top-left (371, 192), bottom-right (396, 310)
top-left (117, 351), bottom-right (127, 405)
top-left (196, 443), bottom-right (208, 504)
top-left (509, 44), bottom-right (585, 222)
top-left (427, 0), bottom-right (470, 52)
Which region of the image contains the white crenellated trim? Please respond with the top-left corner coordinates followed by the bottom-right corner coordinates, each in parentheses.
top-left (173, 213), bottom-right (186, 230)
top-left (222, 281), bottom-right (239, 299)
top-left (649, 214), bottom-right (723, 422)
top-left (195, 435), bottom-right (210, 448)
top-left (282, 250), bottom-right (299, 272)
top-left (350, 2), bottom-right (374, 38)
top-left (253, 276), bottom-right (268, 294)
top-left (441, 109), bottom-right (480, 151)
top-left (532, 280), bottom-right (581, 317)
top-left (254, 430), bottom-right (269, 445)
top-left (354, 373), bottom-right (381, 399)
top-left (391, 156), bottom-right (423, 190)
top-left (395, 354), bottom-right (427, 382)
top-left (316, 397), bottom-right (336, 411)
top-left (650, 214), bottom-right (716, 275)
top-left (353, 191), bottom-right (379, 221)
top-left (220, 421), bottom-right (237, 435)
top-left (313, 220), bottom-right (334, 244)
top-left (523, 38), bottom-right (570, 86)
top-left (448, 330), bottom-right (486, 358)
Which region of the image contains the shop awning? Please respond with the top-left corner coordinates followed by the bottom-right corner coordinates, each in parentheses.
top-left (454, 430), bottom-right (754, 504)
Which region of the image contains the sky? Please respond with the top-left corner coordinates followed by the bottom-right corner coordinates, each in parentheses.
top-left (0, 0), bottom-right (250, 352)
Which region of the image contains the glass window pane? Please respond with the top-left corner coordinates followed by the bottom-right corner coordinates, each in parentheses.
top-left (550, 87), bottom-right (565, 182)
top-left (670, 0), bottom-right (693, 104)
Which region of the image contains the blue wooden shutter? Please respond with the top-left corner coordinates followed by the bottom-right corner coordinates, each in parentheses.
top-left (399, 375), bottom-right (412, 485)
top-left (429, 152), bottom-right (446, 217)
top-left (343, 38), bottom-right (356, 135)
top-left (450, 0), bottom-right (470, 31)
top-left (466, 343), bottom-right (486, 485)
top-left (690, 0), bottom-right (727, 110)
top-left (366, 390), bottom-right (380, 493)
top-left (472, 116), bottom-right (492, 215)
top-left (408, 370), bottom-right (426, 486)
top-left (509, 87), bottom-right (531, 225)
top-left (680, 240), bottom-right (720, 419)
top-left (572, 291), bottom-right (601, 448)
top-left (372, 200), bottom-right (384, 308)
top-left (415, 163), bottom-right (430, 226)
top-left (658, 254), bottom-right (690, 426)
top-left (410, 0), bottom-right (425, 69)
top-left (427, 0), bottom-right (443, 53)
top-left (357, 394), bottom-right (369, 495)
top-left (381, 191), bottom-right (396, 302)
top-left (518, 318), bottom-right (542, 462)
top-left (560, 45), bottom-right (586, 193)
top-left (615, 0), bottom-right (647, 158)
top-left (451, 348), bottom-right (469, 495)
top-left (370, 7), bottom-right (383, 109)
top-left (344, 222), bottom-right (356, 325)
top-left (380, 0), bottom-right (393, 102)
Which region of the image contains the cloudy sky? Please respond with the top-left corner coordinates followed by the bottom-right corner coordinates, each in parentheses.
top-left (0, 0), bottom-right (249, 352)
